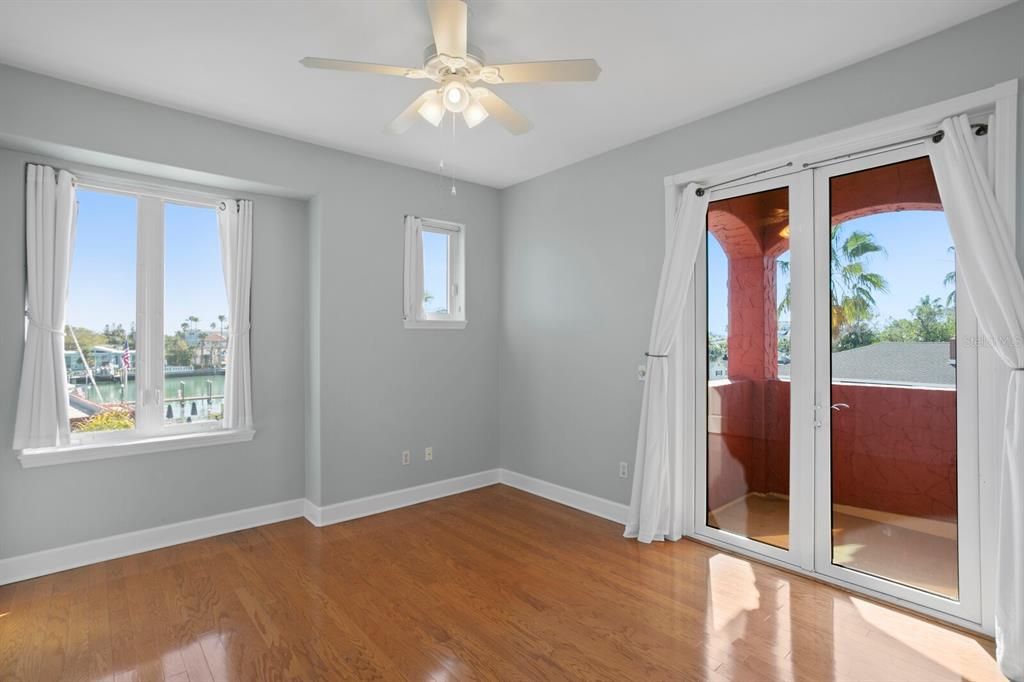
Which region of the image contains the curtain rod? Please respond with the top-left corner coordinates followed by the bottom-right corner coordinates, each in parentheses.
top-left (800, 122), bottom-right (987, 170)
top-left (693, 123), bottom-right (988, 196)
top-left (695, 162), bottom-right (793, 197)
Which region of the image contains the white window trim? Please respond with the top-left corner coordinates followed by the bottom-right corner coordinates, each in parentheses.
top-left (19, 172), bottom-right (249, 467)
top-left (665, 79), bottom-right (1018, 636)
top-left (19, 428), bottom-right (255, 468)
top-left (404, 216), bottom-right (467, 330)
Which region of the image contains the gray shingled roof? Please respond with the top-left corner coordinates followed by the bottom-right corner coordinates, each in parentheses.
top-left (830, 342), bottom-right (955, 386)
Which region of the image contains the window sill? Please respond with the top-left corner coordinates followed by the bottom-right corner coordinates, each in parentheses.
top-left (403, 319), bottom-right (468, 331)
top-left (18, 428), bottom-right (256, 468)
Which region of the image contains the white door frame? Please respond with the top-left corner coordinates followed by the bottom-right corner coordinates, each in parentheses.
top-left (810, 142), bottom-right (981, 623)
top-left (667, 79), bottom-right (1017, 635)
top-left (692, 172), bottom-right (814, 571)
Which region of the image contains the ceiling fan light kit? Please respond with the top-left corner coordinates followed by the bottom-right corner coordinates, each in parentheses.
top-left (416, 92), bottom-right (446, 127)
top-left (442, 80), bottom-right (470, 113)
top-left (300, 0), bottom-right (601, 135)
top-left (462, 95), bottom-right (489, 128)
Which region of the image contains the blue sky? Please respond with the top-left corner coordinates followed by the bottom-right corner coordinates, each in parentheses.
top-left (67, 190), bottom-right (951, 341)
top-left (164, 202), bottom-right (229, 335)
top-left (707, 210), bottom-right (955, 336)
top-left (422, 230), bottom-right (449, 314)
top-left (65, 190), bottom-right (228, 338)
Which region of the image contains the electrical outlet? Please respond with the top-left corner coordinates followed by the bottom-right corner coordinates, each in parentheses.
top-left (425, 447), bottom-right (433, 462)
top-left (637, 364), bottom-right (647, 382)
top-left (402, 450), bottom-right (411, 466)
top-left (619, 461), bottom-right (629, 478)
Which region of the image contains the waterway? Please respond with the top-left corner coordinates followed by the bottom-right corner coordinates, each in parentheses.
top-left (74, 375), bottom-right (226, 421)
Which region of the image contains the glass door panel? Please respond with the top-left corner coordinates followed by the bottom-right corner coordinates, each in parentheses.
top-left (824, 155), bottom-right (960, 599)
top-left (692, 142), bottom-right (980, 622)
top-left (705, 186), bottom-right (792, 550)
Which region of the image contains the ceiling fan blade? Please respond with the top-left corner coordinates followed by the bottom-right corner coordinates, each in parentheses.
top-left (475, 89), bottom-right (532, 135)
top-left (300, 57), bottom-right (428, 79)
top-left (483, 59), bottom-right (601, 84)
top-left (426, 0), bottom-right (467, 60)
top-left (386, 90), bottom-right (439, 135)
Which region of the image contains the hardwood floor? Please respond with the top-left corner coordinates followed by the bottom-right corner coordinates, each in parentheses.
top-left (709, 493), bottom-right (960, 598)
top-left (0, 484), bottom-right (1002, 681)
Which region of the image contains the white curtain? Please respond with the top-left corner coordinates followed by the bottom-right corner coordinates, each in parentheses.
top-left (13, 165), bottom-right (77, 450)
top-left (218, 199), bottom-right (254, 430)
top-left (929, 114), bottom-right (1024, 682)
top-left (403, 215), bottom-right (423, 321)
top-left (625, 184), bottom-right (709, 543)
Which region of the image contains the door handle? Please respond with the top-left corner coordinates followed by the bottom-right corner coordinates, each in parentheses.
top-left (831, 403), bottom-right (850, 411)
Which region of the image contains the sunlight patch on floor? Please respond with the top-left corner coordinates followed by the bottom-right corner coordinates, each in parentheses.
top-left (709, 493), bottom-right (958, 598)
top-left (708, 553), bottom-right (760, 633)
top-left (851, 597), bottom-right (998, 677)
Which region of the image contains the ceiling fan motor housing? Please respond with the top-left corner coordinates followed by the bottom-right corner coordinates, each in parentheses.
top-left (421, 44), bottom-right (490, 83)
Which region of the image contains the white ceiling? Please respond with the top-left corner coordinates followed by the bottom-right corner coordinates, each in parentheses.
top-left (0, 1), bottom-right (1010, 188)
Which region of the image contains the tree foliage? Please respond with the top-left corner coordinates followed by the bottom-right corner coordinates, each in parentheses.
top-left (64, 314), bottom-right (225, 371)
top-left (72, 407), bottom-right (134, 432)
top-left (64, 326), bottom-right (106, 352)
top-left (774, 224), bottom-right (956, 355)
top-left (829, 224), bottom-right (889, 339)
top-left (708, 333), bottom-right (728, 362)
top-left (878, 295), bottom-right (955, 343)
top-left (165, 335), bottom-right (191, 366)
top-left (833, 321), bottom-right (878, 352)
top-left (778, 223), bottom-right (890, 341)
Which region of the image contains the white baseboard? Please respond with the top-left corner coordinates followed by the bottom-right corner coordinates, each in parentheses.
top-left (304, 468), bottom-right (502, 527)
top-left (0, 468), bottom-right (627, 586)
top-left (0, 498), bottom-right (305, 586)
top-left (303, 498), bottom-right (323, 527)
top-left (499, 469), bottom-right (629, 525)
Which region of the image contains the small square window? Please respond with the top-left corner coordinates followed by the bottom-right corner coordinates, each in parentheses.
top-left (404, 216), bottom-right (466, 330)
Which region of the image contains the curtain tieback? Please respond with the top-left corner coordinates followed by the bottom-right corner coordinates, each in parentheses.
top-left (645, 352), bottom-right (669, 358)
top-left (27, 317), bottom-right (64, 335)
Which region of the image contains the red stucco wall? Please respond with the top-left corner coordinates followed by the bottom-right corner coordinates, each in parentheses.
top-left (707, 379), bottom-right (957, 521)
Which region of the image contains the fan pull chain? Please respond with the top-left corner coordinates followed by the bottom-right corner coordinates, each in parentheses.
top-left (450, 115), bottom-right (457, 197)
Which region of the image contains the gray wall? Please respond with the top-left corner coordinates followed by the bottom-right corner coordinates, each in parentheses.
top-left (1, 1), bottom-right (1021, 559)
top-left (0, 149), bottom-right (309, 558)
top-left (498, 1), bottom-right (1024, 505)
top-left (315, 171), bottom-right (500, 505)
top-left (0, 62), bottom-right (500, 558)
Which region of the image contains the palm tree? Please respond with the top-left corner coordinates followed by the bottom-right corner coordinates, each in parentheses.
top-left (829, 224), bottom-right (889, 338)
top-left (188, 316), bottom-right (200, 333)
top-left (944, 245), bottom-right (956, 307)
top-left (197, 331), bottom-right (208, 368)
top-left (179, 322), bottom-right (189, 337)
top-left (777, 259), bottom-right (791, 314)
top-left (778, 223), bottom-right (889, 340)
top-left (217, 314), bottom-right (227, 336)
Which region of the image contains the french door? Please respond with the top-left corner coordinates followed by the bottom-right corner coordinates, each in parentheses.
top-left (694, 143), bottom-right (980, 623)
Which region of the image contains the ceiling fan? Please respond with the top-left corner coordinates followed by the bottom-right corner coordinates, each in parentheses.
top-left (300, 0), bottom-right (601, 135)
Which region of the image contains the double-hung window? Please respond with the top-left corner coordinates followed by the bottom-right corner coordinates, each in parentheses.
top-left (403, 216), bottom-right (466, 329)
top-left (20, 173), bottom-right (253, 465)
